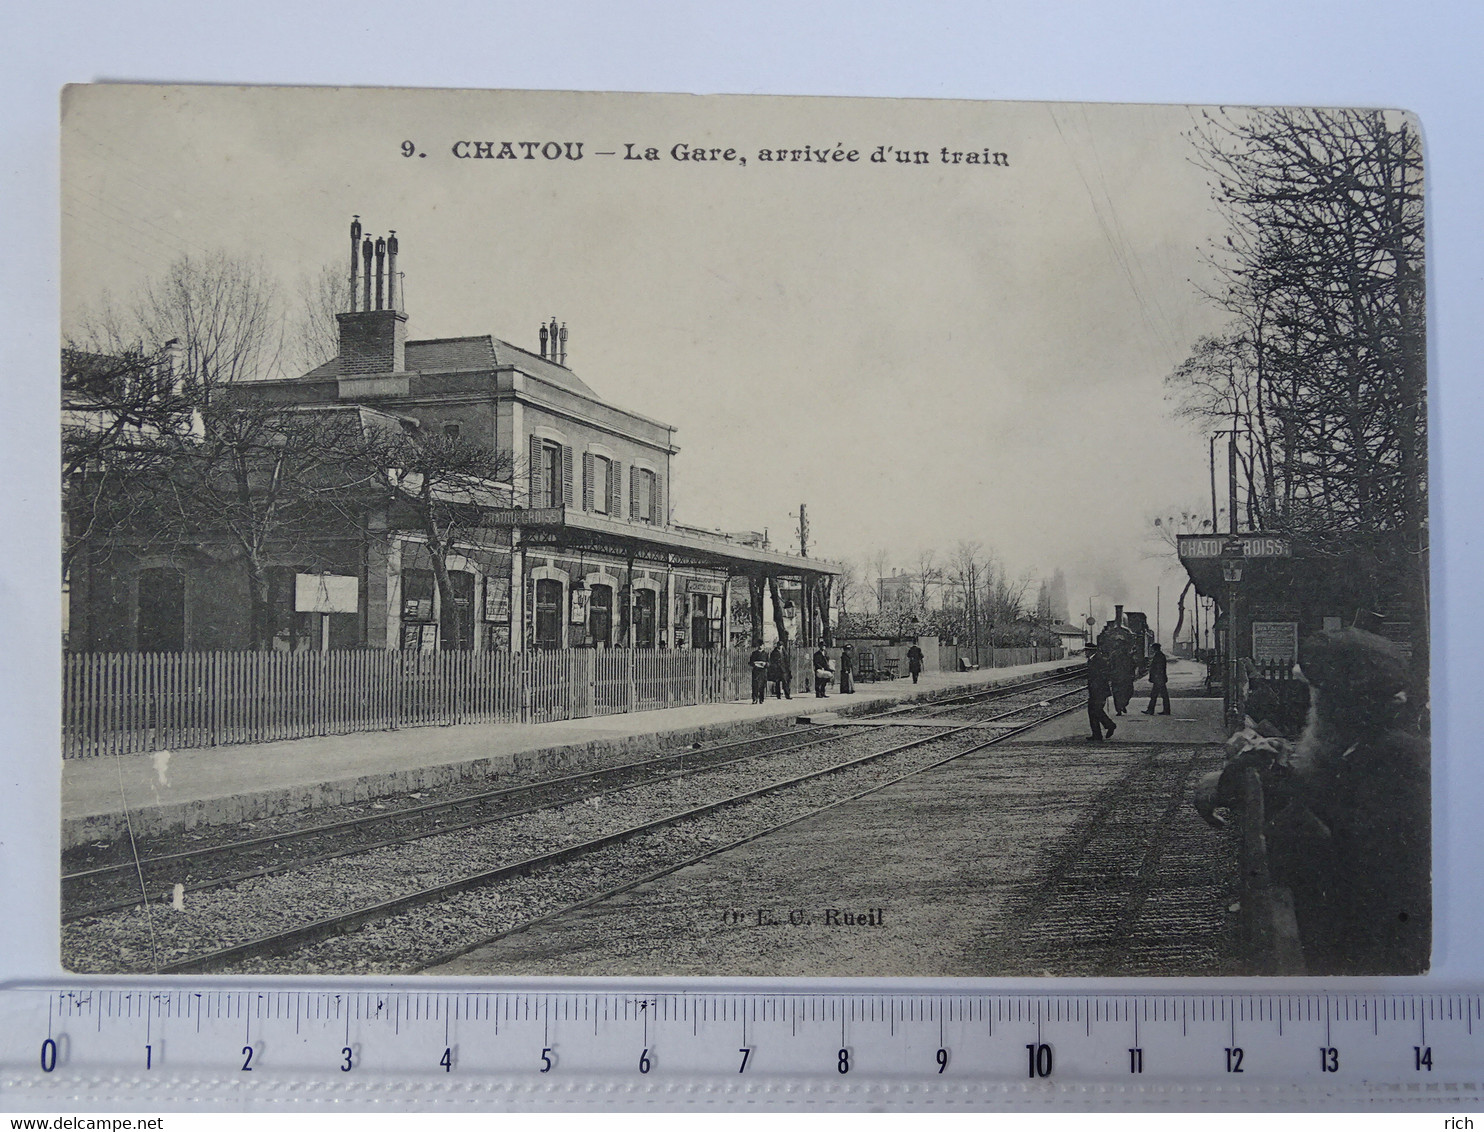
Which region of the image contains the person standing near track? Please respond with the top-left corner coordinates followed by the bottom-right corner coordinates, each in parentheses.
top-left (839, 641), bottom-right (856, 694)
top-left (749, 639), bottom-right (770, 704)
top-left (1087, 645), bottom-right (1116, 740)
top-left (766, 642), bottom-right (790, 700)
top-left (1142, 641), bottom-right (1171, 715)
top-left (812, 642), bottom-right (833, 698)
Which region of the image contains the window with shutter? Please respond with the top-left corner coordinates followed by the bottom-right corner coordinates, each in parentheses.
top-left (609, 461), bottom-right (622, 517)
top-left (527, 434), bottom-right (543, 507)
top-left (629, 465), bottom-right (640, 519)
top-left (562, 445), bottom-right (574, 507)
top-left (582, 452), bottom-right (595, 511)
top-left (650, 473), bottom-right (663, 524)
top-left (540, 442), bottom-right (562, 508)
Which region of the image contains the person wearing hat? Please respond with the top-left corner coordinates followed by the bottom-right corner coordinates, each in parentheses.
top-left (1267, 628), bottom-right (1429, 974)
top-left (1142, 642), bottom-right (1171, 715)
top-left (748, 639), bottom-right (770, 704)
top-left (1085, 644), bottom-right (1116, 740)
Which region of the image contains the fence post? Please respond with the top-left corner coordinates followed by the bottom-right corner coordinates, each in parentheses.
top-left (519, 651), bottom-right (531, 724)
top-left (626, 648), bottom-right (636, 713)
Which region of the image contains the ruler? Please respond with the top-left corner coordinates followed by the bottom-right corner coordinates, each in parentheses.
top-left (2, 986), bottom-right (1481, 1109)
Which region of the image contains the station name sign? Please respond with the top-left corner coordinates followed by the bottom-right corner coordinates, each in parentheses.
top-left (1177, 534), bottom-right (1293, 559)
top-left (489, 508), bottom-right (565, 526)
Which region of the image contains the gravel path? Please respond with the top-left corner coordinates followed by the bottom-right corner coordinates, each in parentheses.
top-left (63, 724), bottom-right (974, 973)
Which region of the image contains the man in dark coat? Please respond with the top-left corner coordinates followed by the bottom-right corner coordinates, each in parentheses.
top-left (1142, 642), bottom-right (1171, 715)
top-left (1108, 640), bottom-right (1136, 715)
top-left (766, 643), bottom-right (790, 700)
top-left (1086, 646), bottom-right (1116, 740)
top-left (906, 642), bottom-right (925, 684)
top-left (812, 643), bottom-right (833, 698)
top-left (749, 640), bottom-right (770, 704)
top-left (1264, 629), bottom-right (1429, 974)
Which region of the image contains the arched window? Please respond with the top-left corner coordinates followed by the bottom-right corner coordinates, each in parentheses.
top-left (632, 587), bottom-right (657, 649)
top-left (534, 578), bottom-right (564, 648)
top-left (589, 584), bottom-right (614, 646)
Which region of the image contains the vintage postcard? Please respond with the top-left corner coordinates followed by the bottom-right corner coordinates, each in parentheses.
top-left (59, 86), bottom-right (1428, 977)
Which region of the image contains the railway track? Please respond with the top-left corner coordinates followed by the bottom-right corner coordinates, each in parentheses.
top-left (63, 665), bottom-right (1084, 921)
top-left (62, 677), bottom-right (1084, 974)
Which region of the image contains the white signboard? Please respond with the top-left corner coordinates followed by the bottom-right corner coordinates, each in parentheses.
top-left (1252, 621), bottom-right (1299, 663)
top-left (295, 573), bottom-right (359, 614)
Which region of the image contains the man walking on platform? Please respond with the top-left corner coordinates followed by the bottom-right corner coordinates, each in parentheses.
top-left (1087, 646), bottom-right (1116, 740)
top-left (749, 640), bottom-right (770, 704)
top-left (907, 642), bottom-right (925, 684)
top-left (1142, 642), bottom-right (1171, 715)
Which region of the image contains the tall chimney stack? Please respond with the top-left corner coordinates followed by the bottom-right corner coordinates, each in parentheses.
top-left (1115, 604), bottom-right (1125, 627)
top-left (336, 219), bottom-right (409, 382)
top-left (386, 230), bottom-right (398, 311)
top-left (349, 216), bottom-right (361, 312)
top-left (539, 324), bottom-right (549, 358)
top-left (558, 322), bottom-right (568, 365)
top-left (374, 237), bottom-right (386, 310)
top-left (361, 238), bottom-right (373, 312)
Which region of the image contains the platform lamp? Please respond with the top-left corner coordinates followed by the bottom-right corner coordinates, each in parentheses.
top-left (1220, 537), bottom-right (1246, 725)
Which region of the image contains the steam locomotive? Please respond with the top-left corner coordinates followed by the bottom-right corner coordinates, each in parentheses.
top-left (1096, 605), bottom-right (1156, 678)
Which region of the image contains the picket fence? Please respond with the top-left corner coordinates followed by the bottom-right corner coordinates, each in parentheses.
top-left (61, 646), bottom-right (829, 759)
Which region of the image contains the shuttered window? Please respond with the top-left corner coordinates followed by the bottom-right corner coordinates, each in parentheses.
top-left (588, 455), bottom-right (612, 515)
top-left (527, 434), bottom-right (543, 507)
top-left (561, 445), bottom-right (574, 507)
top-left (582, 452), bottom-right (595, 511)
top-left (629, 468), bottom-right (657, 524)
top-left (609, 461), bottom-right (622, 516)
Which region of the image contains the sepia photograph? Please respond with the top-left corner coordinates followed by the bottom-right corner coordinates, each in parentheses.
top-left (58, 85), bottom-right (1429, 978)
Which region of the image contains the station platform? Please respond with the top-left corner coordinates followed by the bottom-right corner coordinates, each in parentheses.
top-left (62, 658), bottom-right (1077, 850)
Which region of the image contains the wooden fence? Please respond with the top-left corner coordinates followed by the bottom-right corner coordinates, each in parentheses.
top-left (61, 646), bottom-right (828, 758)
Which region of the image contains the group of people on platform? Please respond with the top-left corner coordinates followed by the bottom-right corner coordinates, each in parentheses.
top-left (1086, 640), bottom-right (1170, 740)
top-left (748, 640), bottom-right (928, 703)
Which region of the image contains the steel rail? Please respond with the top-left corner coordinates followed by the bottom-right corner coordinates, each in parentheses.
top-left (152, 690), bottom-right (1081, 974)
top-left (416, 696), bottom-right (1087, 972)
top-left (67, 668), bottom-right (1084, 918)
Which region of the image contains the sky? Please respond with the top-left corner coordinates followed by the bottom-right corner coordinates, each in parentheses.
top-left (59, 87), bottom-right (1329, 635)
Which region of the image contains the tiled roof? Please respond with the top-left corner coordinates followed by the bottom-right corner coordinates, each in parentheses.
top-left (299, 334), bottom-right (598, 398)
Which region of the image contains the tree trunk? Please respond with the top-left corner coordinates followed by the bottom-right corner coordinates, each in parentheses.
top-left (244, 555), bottom-right (275, 651)
top-left (766, 574), bottom-right (789, 646)
top-left (747, 574), bottom-right (765, 646)
top-left (1169, 579), bottom-right (1194, 648)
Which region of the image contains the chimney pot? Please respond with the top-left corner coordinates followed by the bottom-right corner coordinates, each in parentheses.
top-left (361, 238), bottom-right (373, 312)
top-left (386, 230), bottom-right (399, 312)
top-left (539, 324), bottom-right (549, 358)
top-left (374, 236), bottom-right (386, 310)
top-left (349, 216), bottom-right (361, 312)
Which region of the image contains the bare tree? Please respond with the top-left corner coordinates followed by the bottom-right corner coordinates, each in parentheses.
top-left (1177, 107), bottom-right (1427, 653)
top-left (367, 428), bottom-right (517, 651)
top-left (129, 252), bottom-right (287, 398)
top-left (286, 261), bottom-right (351, 377)
top-left (62, 344), bottom-right (194, 579)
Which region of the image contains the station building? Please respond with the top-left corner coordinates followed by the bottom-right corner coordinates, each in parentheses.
top-left (66, 221), bottom-right (839, 654)
top-left (1176, 531), bottom-right (1421, 728)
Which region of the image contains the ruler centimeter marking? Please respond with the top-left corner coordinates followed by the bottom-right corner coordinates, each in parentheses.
top-left (3, 989), bottom-right (1483, 1104)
